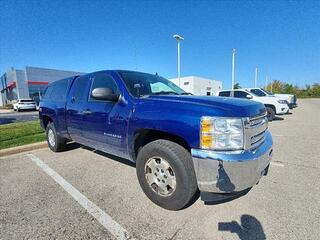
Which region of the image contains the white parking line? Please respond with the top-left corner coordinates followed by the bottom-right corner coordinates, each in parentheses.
top-left (27, 153), bottom-right (134, 240)
top-left (270, 161), bottom-right (285, 167)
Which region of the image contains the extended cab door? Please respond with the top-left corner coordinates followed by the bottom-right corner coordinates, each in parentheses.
top-left (82, 72), bottom-right (127, 156)
top-left (66, 75), bottom-right (91, 143)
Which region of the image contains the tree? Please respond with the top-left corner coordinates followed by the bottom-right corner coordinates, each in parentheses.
top-left (233, 83), bottom-right (241, 89)
top-left (266, 80), bottom-right (320, 98)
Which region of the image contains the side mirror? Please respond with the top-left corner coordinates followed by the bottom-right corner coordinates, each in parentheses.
top-left (246, 94), bottom-right (253, 99)
top-left (91, 88), bottom-right (119, 102)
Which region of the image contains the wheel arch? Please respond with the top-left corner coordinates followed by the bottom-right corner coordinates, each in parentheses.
top-left (42, 115), bottom-right (53, 129)
top-left (264, 104), bottom-right (276, 113)
top-left (132, 129), bottom-right (191, 161)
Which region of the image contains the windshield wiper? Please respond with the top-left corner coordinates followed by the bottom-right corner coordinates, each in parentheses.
top-left (154, 91), bottom-right (180, 95)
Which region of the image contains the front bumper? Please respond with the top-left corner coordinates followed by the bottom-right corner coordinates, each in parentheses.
top-left (191, 131), bottom-right (273, 193)
top-left (288, 103), bottom-right (297, 109)
top-left (277, 105), bottom-right (289, 115)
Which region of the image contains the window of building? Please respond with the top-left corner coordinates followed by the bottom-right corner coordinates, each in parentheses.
top-left (207, 92), bottom-right (211, 96)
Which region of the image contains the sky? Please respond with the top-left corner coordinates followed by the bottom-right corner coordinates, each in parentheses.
top-left (0, 0), bottom-right (319, 89)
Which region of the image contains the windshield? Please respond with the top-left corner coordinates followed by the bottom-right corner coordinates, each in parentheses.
top-left (249, 89), bottom-right (266, 97)
top-left (118, 71), bottom-right (186, 97)
top-left (262, 89), bottom-right (273, 95)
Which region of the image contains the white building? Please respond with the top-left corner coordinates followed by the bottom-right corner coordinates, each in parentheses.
top-left (170, 76), bottom-right (222, 96)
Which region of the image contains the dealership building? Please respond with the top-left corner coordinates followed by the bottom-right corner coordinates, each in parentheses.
top-left (0, 66), bottom-right (84, 106)
top-left (0, 66), bottom-right (223, 106)
top-left (170, 76), bottom-right (222, 96)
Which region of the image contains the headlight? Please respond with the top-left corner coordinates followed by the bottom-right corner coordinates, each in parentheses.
top-left (277, 100), bottom-right (287, 104)
top-left (200, 117), bottom-right (244, 151)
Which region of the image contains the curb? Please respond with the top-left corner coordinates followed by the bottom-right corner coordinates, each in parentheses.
top-left (0, 141), bottom-right (48, 157)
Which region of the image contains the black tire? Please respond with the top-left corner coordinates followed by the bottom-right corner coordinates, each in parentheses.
top-left (136, 139), bottom-right (198, 210)
top-left (46, 122), bottom-right (66, 152)
top-left (266, 107), bottom-right (275, 121)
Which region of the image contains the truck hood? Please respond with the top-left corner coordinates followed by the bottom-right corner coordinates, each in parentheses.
top-left (142, 95), bottom-right (266, 117)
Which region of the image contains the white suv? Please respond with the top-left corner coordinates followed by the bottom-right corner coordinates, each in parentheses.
top-left (13, 99), bottom-right (37, 111)
top-left (246, 88), bottom-right (297, 109)
top-left (217, 89), bottom-right (289, 121)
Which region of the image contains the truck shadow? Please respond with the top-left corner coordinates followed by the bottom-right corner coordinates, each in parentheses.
top-left (63, 142), bottom-right (136, 168)
top-left (218, 214), bottom-right (266, 240)
top-left (272, 116), bottom-right (284, 121)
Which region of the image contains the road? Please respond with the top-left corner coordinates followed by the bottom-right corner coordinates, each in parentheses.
top-left (1, 99), bottom-right (319, 239)
top-left (0, 110), bottom-right (39, 125)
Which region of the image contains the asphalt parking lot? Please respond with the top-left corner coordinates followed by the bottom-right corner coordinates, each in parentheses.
top-left (0, 110), bottom-right (39, 125)
top-left (1, 99), bottom-right (319, 240)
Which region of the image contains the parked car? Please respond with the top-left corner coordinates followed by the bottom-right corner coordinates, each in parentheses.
top-left (217, 89), bottom-right (289, 121)
top-left (246, 88), bottom-right (297, 109)
top-left (13, 99), bottom-right (37, 111)
top-left (39, 70), bottom-right (273, 210)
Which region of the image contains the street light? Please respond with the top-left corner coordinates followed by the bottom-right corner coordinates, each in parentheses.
top-left (231, 48), bottom-right (235, 90)
top-left (255, 67), bottom-right (258, 88)
top-left (173, 34), bottom-right (184, 87)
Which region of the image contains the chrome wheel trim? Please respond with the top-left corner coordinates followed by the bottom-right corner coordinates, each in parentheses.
top-left (48, 129), bottom-right (55, 147)
top-left (145, 156), bottom-right (176, 196)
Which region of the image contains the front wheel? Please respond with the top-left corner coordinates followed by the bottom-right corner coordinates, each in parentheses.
top-left (136, 140), bottom-right (198, 210)
top-left (46, 122), bottom-right (66, 152)
top-left (266, 107), bottom-right (275, 121)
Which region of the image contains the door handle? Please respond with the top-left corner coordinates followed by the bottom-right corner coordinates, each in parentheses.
top-left (82, 110), bottom-right (92, 115)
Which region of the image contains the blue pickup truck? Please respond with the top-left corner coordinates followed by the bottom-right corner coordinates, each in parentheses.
top-left (39, 70), bottom-right (273, 210)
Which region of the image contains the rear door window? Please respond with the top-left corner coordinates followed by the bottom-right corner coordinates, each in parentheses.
top-left (72, 75), bottom-right (90, 102)
top-left (234, 91), bottom-right (249, 98)
top-left (250, 89), bottom-right (266, 96)
top-left (219, 91), bottom-right (230, 97)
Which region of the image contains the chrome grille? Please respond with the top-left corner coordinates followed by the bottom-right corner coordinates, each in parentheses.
top-left (244, 114), bottom-right (268, 150)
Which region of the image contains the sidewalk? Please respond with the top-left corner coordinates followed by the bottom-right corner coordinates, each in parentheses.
top-left (0, 109), bottom-right (14, 114)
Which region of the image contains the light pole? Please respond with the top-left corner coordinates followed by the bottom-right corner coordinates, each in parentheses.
top-left (265, 76), bottom-right (268, 90)
top-left (231, 48), bottom-right (235, 90)
top-left (173, 34), bottom-right (184, 87)
top-left (255, 67), bottom-right (258, 88)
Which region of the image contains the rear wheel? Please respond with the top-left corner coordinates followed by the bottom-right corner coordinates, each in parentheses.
top-left (46, 122), bottom-right (66, 152)
top-left (136, 139), bottom-right (198, 210)
top-left (266, 107), bottom-right (275, 121)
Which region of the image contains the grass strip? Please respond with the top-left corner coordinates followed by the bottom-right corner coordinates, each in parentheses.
top-left (0, 121), bottom-right (46, 150)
